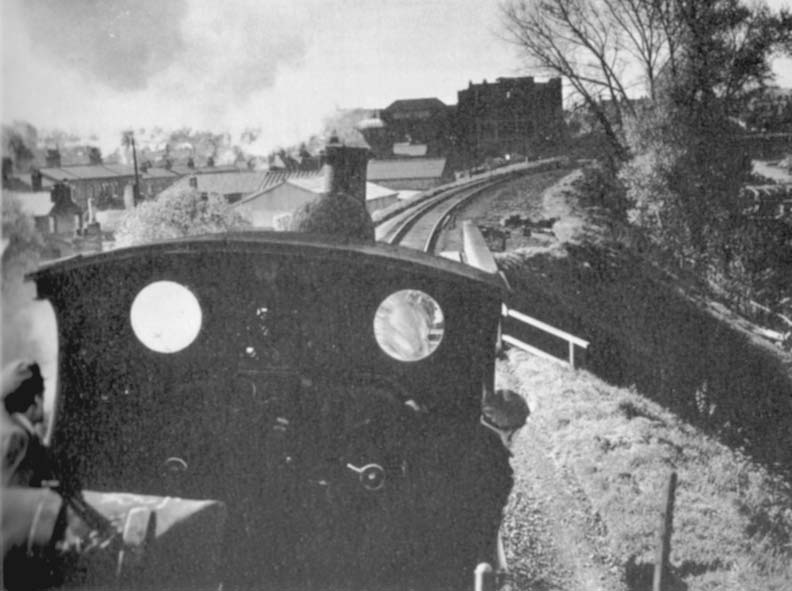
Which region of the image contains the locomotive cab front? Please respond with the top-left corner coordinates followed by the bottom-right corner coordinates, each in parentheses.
top-left (17, 230), bottom-right (516, 590)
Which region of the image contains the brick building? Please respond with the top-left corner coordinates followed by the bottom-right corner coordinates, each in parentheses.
top-left (456, 77), bottom-right (563, 163)
top-left (359, 76), bottom-right (564, 168)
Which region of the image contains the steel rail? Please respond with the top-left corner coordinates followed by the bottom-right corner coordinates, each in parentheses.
top-left (379, 178), bottom-right (508, 250)
top-left (422, 176), bottom-right (514, 253)
top-left (378, 157), bottom-right (568, 253)
top-left (375, 178), bottom-right (492, 246)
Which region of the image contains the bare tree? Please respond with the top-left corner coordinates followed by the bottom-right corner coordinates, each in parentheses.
top-left (501, 0), bottom-right (680, 158)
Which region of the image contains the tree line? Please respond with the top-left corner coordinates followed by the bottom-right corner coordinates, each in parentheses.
top-left (501, 0), bottom-right (792, 312)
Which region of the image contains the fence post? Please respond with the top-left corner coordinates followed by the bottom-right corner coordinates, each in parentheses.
top-left (653, 471), bottom-right (678, 591)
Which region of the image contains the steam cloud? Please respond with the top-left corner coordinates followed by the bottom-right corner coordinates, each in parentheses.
top-left (19, 0), bottom-right (188, 91)
top-left (16, 0), bottom-right (307, 97)
top-left (5, 0), bottom-right (317, 143)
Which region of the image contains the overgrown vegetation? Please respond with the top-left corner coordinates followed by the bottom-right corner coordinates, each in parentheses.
top-left (501, 352), bottom-right (792, 590)
top-left (114, 188), bottom-right (251, 247)
top-left (502, 0), bottom-right (792, 331)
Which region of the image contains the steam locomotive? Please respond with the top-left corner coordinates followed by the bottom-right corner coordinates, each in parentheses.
top-left (4, 210), bottom-right (524, 590)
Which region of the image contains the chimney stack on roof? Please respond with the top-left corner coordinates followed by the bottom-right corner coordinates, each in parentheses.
top-left (88, 146), bottom-right (102, 165)
top-left (31, 169), bottom-right (42, 191)
top-left (322, 139), bottom-right (370, 205)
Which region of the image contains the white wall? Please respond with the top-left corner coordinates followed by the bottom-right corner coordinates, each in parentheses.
top-left (235, 184), bottom-right (317, 229)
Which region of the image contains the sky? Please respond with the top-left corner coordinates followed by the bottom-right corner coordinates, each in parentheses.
top-left (2, 0), bottom-right (792, 155)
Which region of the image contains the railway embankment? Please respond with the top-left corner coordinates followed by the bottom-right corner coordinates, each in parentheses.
top-left (484, 169), bottom-right (792, 590)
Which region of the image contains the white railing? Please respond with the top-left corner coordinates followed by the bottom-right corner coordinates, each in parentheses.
top-left (502, 304), bottom-right (589, 369)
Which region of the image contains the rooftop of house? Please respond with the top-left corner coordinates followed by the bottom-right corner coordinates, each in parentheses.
top-left (258, 169), bottom-right (323, 192)
top-left (238, 175), bottom-right (398, 205)
top-left (169, 164), bottom-right (242, 176)
top-left (39, 164), bottom-right (181, 181)
top-left (158, 170), bottom-right (272, 198)
top-left (384, 98), bottom-right (448, 113)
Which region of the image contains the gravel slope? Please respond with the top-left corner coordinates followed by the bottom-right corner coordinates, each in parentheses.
top-left (497, 362), bottom-right (626, 591)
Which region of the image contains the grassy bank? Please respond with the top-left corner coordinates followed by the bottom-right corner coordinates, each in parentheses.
top-left (487, 166), bottom-right (792, 590)
top-left (500, 352), bottom-right (792, 590)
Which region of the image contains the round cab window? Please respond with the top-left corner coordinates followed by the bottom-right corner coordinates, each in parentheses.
top-left (374, 289), bottom-right (444, 362)
top-left (130, 281), bottom-right (202, 353)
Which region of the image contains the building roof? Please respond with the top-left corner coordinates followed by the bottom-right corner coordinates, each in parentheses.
top-left (367, 158), bottom-right (448, 181)
top-left (169, 164), bottom-right (242, 176)
top-left (102, 164), bottom-right (179, 180)
top-left (158, 170), bottom-right (271, 198)
top-left (39, 163), bottom-right (244, 182)
top-left (258, 169), bottom-right (323, 191)
top-left (286, 176), bottom-right (398, 202)
top-left (385, 98), bottom-right (447, 113)
top-left (240, 176), bottom-right (398, 204)
top-left (40, 165), bottom-right (130, 181)
top-left (39, 164), bottom-right (182, 182)
top-left (364, 182), bottom-right (400, 201)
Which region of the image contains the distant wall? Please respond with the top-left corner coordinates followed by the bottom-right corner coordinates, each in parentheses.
top-left (371, 178), bottom-right (441, 191)
top-left (366, 193), bottom-right (398, 213)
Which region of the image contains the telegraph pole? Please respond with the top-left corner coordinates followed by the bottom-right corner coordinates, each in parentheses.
top-left (130, 132), bottom-right (141, 205)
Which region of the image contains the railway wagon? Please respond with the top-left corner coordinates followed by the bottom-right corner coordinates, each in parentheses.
top-left (3, 229), bottom-right (523, 590)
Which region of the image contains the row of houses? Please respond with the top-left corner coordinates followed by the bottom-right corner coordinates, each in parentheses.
top-left (3, 152), bottom-right (452, 256)
top-left (6, 155), bottom-right (450, 208)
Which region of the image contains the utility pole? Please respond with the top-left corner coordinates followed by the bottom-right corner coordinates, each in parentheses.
top-left (130, 132), bottom-right (141, 205)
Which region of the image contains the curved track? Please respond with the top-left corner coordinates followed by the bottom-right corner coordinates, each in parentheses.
top-left (375, 177), bottom-right (509, 252)
top-left (376, 159), bottom-right (567, 254)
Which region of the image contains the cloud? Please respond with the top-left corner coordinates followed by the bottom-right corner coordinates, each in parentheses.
top-left (3, 0), bottom-right (317, 141)
top-left (17, 0), bottom-right (189, 91)
top-left (13, 0), bottom-right (310, 98)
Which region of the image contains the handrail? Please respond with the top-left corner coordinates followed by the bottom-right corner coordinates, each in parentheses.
top-left (502, 335), bottom-right (569, 367)
top-left (503, 305), bottom-right (589, 347)
top-left (502, 304), bottom-right (589, 368)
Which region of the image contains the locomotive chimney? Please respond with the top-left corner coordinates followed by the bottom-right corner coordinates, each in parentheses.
top-left (322, 138), bottom-right (370, 204)
top-left (289, 136), bottom-right (375, 242)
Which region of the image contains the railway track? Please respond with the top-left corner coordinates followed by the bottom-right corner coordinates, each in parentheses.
top-left (375, 177), bottom-right (504, 251)
top-left (375, 159), bottom-right (567, 253)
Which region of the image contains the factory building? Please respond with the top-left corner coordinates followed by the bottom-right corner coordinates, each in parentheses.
top-left (456, 77), bottom-right (564, 163)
